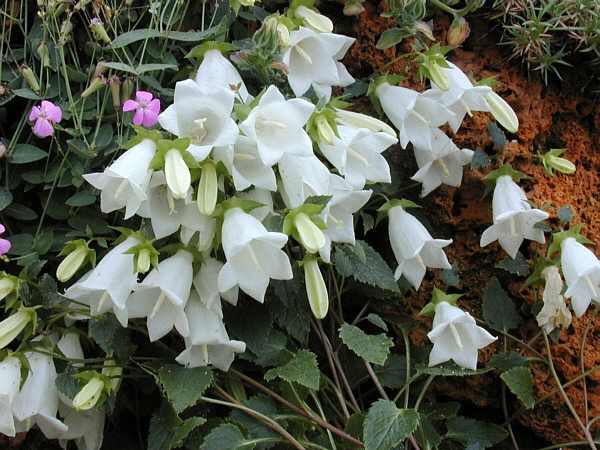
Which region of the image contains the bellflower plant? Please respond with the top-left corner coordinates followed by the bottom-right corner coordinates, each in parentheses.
top-left (0, 356), bottom-right (21, 437)
top-left (560, 237), bottom-right (600, 317)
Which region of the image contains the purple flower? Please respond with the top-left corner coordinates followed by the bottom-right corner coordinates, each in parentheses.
top-left (28, 101), bottom-right (62, 138)
top-left (0, 224), bottom-right (10, 256)
top-left (123, 91), bottom-right (160, 127)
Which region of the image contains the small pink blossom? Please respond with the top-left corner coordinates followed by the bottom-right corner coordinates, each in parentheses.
top-left (0, 224), bottom-right (11, 256)
top-left (28, 101), bottom-right (62, 138)
top-left (123, 91), bottom-right (160, 127)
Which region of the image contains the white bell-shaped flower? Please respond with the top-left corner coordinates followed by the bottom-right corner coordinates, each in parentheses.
top-left (175, 292), bottom-right (246, 371)
top-left (13, 350), bottom-right (68, 439)
top-left (195, 49), bottom-right (250, 102)
top-left (239, 85), bottom-right (315, 166)
top-left (194, 258), bottom-right (239, 314)
top-left (411, 131), bottom-right (474, 197)
top-left (126, 250), bottom-right (193, 341)
top-left (536, 266), bottom-right (572, 332)
top-left (388, 206), bottom-right (452, 290)
top-left (238, 188), bottom-right (274, 222)
top-left (58, 407), bottom-right (105, 450)
top-left (427, 301), bottom-right (497, 370)
top-left (422, 61), bottom-right (491, 132)
top-left (319, 125), bottom-right (396, 189)
top-left (218, 207), bottom-right (293, 302)
top-left (83, 138), bottom-right (156, 219)
top-left (0, 356), bottom-right (21, 437)
top-left (138, 172), bottom-right (215, 247)
top-left (335, 109), bottom-right (397, 137)
top-left (57, 333), bottom-right (84, 365)
top-left (213, 136), bottom-right (277, 191)
top-left (283, 27), bottom-right (354, 100)
top-left (64, 236), bottom-right (139, 326)
top-left (480, 175), bottom-right (549, 259)
top-left (278, 154), bottom-right (330, 208)
top-left (158, 80), bottom-right (239, 161)
top-left (376, 83), bottom-right (454, 149)
top-left (561, 237), bottom-right (600, 317)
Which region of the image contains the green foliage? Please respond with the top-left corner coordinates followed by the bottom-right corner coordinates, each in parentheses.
top-left (482, 278), bottom-right (519, 332)
top-left (265, 350), bottom-right (320, 390)
top-left (495, 252), bottom-right (530, 276)
top-left (501, 366), bottom-right (535, 409)
top-left (339, 323), bottom-right (394, 365)
top-left (156, 364), bottom-right (214, 414)
top-left (445, 416), bottom-right (508, 448)
top-left (363, 400), bottom-right (420, 450)
top-left (200, 423), bottom-right (252, 450)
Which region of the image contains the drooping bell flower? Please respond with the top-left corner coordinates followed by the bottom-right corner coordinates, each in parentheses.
top-left (194, 258), bottom-right (239, 314)
top-left (283, 27), bottom-right (355, 100)
top-left (125, 250), bottom-right (193, 341)
top-left (388, 206), bottom-right (452, 290)
top-left (195, 49), bottom-right (250, 102)
top-left (13, 349), bottom-right (68, 439)
top-left (175, 292), bottom-right (246, 371)
top-left (0, 356), bottom-right (21, 437)
top-left (480, 175), bottom-right (549, 259)
top-left (278, 154), bottom-right (330, 208)
top-left (561, 237), bottom-right (600, 317)
top-left (84, 138), bottom-right (156, 219)
top-left (122, 91), bottom-right (160, 127)
top-left (427, 301), bottom-right (497, 370)
top-left (64, 236), bottom-right (140, 326)
top-left (239, 85), bottom-right (315, 166)
top-left (218, 207), bottom-right (293, 302)
top-left (536, 266), bottom-right (572, 333)
top-left (29, 100), bottom-right (62, 138)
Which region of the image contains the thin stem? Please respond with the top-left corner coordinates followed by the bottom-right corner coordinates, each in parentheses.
top-left (229, 368), bottom-right (364, 447)
top-left (364, 359), bottom-right (389, 400)
top-left (542, 331), bottom-right (597, 450)
top-left (580, 305), bottom-right (599, 425)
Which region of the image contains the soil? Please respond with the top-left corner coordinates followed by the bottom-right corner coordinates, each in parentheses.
top-left (336, 1), bottom-right (600, 446)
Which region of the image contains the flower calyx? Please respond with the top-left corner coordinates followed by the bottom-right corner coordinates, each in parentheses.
top-left (419, 287), bottom-right (462, 317)
top-left (283, 196), bottom-right (330, 254)
top-left (56, 240), bottom-right (95, 283)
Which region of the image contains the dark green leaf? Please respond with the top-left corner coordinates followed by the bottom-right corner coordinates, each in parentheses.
top-left (445, 416), bottom-right (507, 448)
top-left (376, 28), bottom-right (411, 49)
top-left (4, 203), bottom-right (38, 221)
top-left (339, 323), bottom-right (393, 366)
top-left (270, 274), bottom-right (311, 345)
top-left (66, 191), bottom-right (97, 207)
top-left (365, 313), bottom-right (388, 331)
top-left (557, 205), bottom-right (573, 224)
top-left (171, 417), bottom-right (206, 448)
top-left (495, 252), bottom-right (529, 276)
top-left (415, 362), bottom-right (492, 377)
top-left (200, 423), bottom-right (251, 450)
top-left (363, 400), bottom-right (420, 450)
top-left (441, 263), bottom-right (460, 287)
top-left (488, 352), bottom-right (531, 371)
top-left (482, 277), bottom-right (519, 332)
top-left (265, 349), bottom-right (320, 390)
top-left (89, 315), bottom-right (131, 364)
top-left (487, 120), bottom-right (507, 150)
top-left (471, 149), bottom-right (492, 169)
top-left (157, 364), bottom-right (213, 414)
top-left (501, 366), bottom-right (535, 409)
top-left (147, 402), bottom-right (179, 450)
top-left (0, 187), bottom-right (13, 210)
top-left (374, 354), bottom-right (407, 388)
top-left (55, 369), bottom-right (78, 400)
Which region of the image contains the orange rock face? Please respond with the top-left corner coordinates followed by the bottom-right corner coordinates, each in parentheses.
top-left (337, 1), bottom-right (600, 445)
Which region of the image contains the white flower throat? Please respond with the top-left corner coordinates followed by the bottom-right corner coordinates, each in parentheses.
top-left (189, 117), bottom-right (208, 145)
top-left (256, 114), bottom-right (287, 133)
top-left (294, 44), bottom-right (313, 64)
top-left (448, 322), bottom-right (464, 349)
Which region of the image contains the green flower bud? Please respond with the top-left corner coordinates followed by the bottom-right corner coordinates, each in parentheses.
top-left (89, 18), bottom-right (111, 44)
top-left (0, 309), bottom-right (34, 349)
top-left (485, 91), bottom-right (519, 133)
top-left (81, 76), bottom-right (107, 98)
top-left (428, 60), bottom-right (450, 91)
top-left (73, 377), bottom-right (104, 411)
top-left (37, 43), bottom-right (51, 68)
top-left (542, 149), bottom-right (576, 176)
top-left (447, 15), bottom-right (470, 47)
top-left (304, 259), bottom-right (329, 319)
top-left (252, 17), bottom-right (281, 58)
top-left (293, 212), bottom-right (325, 254)
top-left (315, 115), bottom-right (336, 145)
top-left (109, 76), bottom-right (121, 111)
top-left (57, 244), bottom-right (89, 282)
top-left (20, 65), bottom-right (41, 94)
top-left (137, 248), bottom-right (151, 274)
top-left (197, 161), bottom-right (218, 216)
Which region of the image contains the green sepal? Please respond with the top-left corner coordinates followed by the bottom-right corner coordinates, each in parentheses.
top-left (368, 74), bottom-right (406, 114)
top-left (482, 163), bottom-right (531, 197)
top-left (546, 224), bottom-right (595, 259)
top-left (73, 370), bottom-right (111, 408)
top-left (122, 126), bottom-right (163, 150)
top-left (416, 46), bottom-right (452, 85)
top-left (185, 41), bottom-right (240, 60)
top-left (154, 244), bottom-right (205, 274)
top-left (122, 240), bottom-right (160, 273)
top-left (306, 105), bottom-right (340, 145)
top-left (11, 351), bottom-right (32, 389)
top-left (419, 287), bottom-right (462, 317)
top-left (376, 198), bottom-right (420, 226)
top-left (149, 138), bottom-right (195, 171)
top-left (475, 76), bottom-right (501, 88)
top-left (212, 197), bottom-right (264, 219)
top-left (110, 227), bottom-right (150, 247)
top-left (523, 257), bottom-right (555, 287)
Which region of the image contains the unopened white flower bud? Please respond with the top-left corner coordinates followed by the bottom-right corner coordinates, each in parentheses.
top-left (485, 91), bottom-right (519, 133)
top-left (73, 377), bottom-right (104, 411)
top-left (197, 161), bottom-right (218, 216)
top-left (137, 248), bottom-right (151, 274)
top-left (57, 245), bottom-right (88, 282)
top-left (294, 213), bottom-right (325, 254)
top-left (428, 60), bottom-right (450, 91)
top-left (295, 6), bottom-right (334, 33)
top-left (304, 259), bottom-right (329, 319)
top-left (164, 149), bottom-right (191, 199)
top-left (315, 115), bottom-right (336, 145)
top-left (0, 277), bottom-right (15, 301)
top-left (0, 309), bottom-right (33, 349)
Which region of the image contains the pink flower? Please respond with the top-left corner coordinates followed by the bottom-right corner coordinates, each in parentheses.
top-left (0, 224), bottom-right (10, 256)
top-left (28, 101), bottom-right (62, 138)
top-left (123, 91), bottom-right (160, 127)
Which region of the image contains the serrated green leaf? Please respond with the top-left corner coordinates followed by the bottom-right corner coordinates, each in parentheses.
top-left (157, 364), bottom-right (213, 414)
top-left (415, 363), bottom-right (492, 377)
top-left (264, 349), bottom-right (320, 390)
top-left (339, 323), bottom-right (393, 365)
top-left (374, 354), bottom-right (407, 388)
top-left (333, 241), bottom-right (399, 295)
top-left (171, 417), bottom-right (206, 448)
top-left (501, 366), bottom-right (535, 409)
top-left (230, 395), bottom-right (283, 448)
top-left (147, 403), bottom-right (179, 450)
top-left (365, 313), bottom-right (388, 331)
top-left (363, 400), bottom-right (419, 450)
top-left (482, 278), bottom-right (519, 332)
top-left (445, 416), bottom-right (507, 448)
top-left (470, 150), bottom-right (491, 169)
top-left (55, 369), bottom-right (78, 400)
top-left (495, 252), bottom-right (530, 276)
top-left (488, 352), bottom-right (531, 371)
top-left (557, 205), bottom-right (573, 224)
top-left (200, 423), bottom-right (250, 450)
top-left (88, 315), bottom-right (131, 365)
top-left (441, 263), bottom-right (460, 287)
